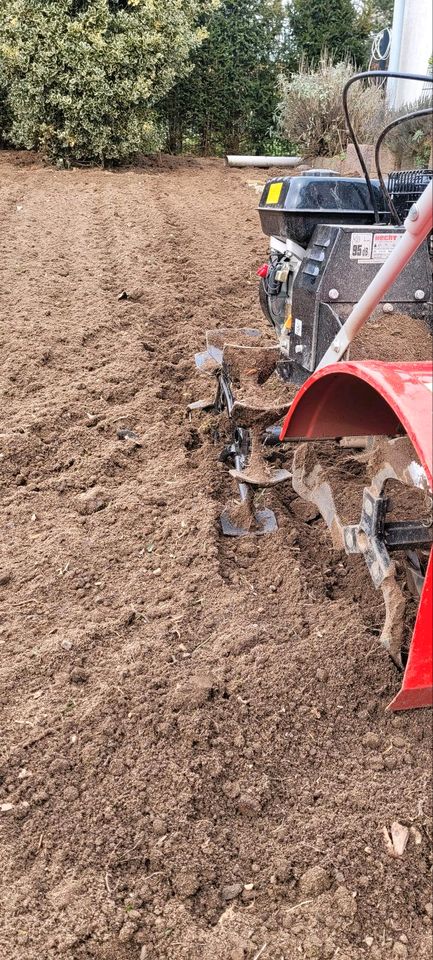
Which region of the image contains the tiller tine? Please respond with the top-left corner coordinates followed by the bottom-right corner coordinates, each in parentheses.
top-left (223, 342), bottom-right (280, 387)
top-left (220, 488), bottom-right (278, 538)
top-left (194, 327), bottom-right (264, 375)
top-left (291, 443), bottom-right (345, 549)
top-left (291, 438), bottom-right (433, 672)
top-left (388, 550), bottom-right (433, 711)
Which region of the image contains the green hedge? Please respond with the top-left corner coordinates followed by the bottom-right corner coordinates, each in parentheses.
top-left (0, 0), bottom-right (218, 163)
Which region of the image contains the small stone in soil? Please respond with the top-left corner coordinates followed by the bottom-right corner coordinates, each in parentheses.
top-left (117, 428), bottom-right (141, 441)
top-left (221, 883), bottom-right (244, 902)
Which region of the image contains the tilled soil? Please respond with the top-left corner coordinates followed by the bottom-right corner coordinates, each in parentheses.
top-left (0, 153), bottom-right (432, 960)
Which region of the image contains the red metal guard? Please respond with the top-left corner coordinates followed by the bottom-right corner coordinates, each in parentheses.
top-left (280, 360), bottom-right (433, 711)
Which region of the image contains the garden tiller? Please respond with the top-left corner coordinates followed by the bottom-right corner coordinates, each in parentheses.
top-left (192, 72), bottom-right (433, 710)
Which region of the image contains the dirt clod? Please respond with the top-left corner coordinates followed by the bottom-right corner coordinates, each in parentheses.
top-left (299, 866), bottom-right (332, 897)
top-left (75, 486), bottom-right (108, 515)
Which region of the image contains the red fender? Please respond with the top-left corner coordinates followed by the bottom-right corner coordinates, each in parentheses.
top-left (280, 361), bottom-right (433, 711)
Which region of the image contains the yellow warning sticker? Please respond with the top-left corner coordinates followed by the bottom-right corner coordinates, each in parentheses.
top-left (266, 182), bottom-right (283, 205)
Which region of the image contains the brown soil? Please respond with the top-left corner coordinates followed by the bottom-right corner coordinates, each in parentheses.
top-left (0, 153), bottom-right (431, 960)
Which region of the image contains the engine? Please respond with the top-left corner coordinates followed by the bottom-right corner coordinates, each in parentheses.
top-left (257, 169), bottom-right (432, 376)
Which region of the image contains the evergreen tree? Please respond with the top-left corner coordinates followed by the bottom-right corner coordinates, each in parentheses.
top-left (288, 0), bottom-right (371, 67)
top-left (162, 0), bottom-right (287, 155)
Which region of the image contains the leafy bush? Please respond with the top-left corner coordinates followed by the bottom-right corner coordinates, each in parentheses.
top-left (386, 95), bottom-right (433, 169)
top-left (278, 57), bottom-right (388, 157)
top-left (0, 0), bottom-right (219, 164)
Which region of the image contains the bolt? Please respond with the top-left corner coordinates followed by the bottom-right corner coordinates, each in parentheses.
top-left (329, 288), bottom-right (339, 300)
top-left (415, 289), bottom-right (425, 300)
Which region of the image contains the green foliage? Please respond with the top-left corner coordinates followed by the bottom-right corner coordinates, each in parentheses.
top-left (278, 56), bottom-right (388, 156)
top-left (0, 0), bottom-right (219, 163)
top-left (288, 0), bottom-right (371, 68)
top-left (354, 0), bottom-right (394, 32)
top-left (386, 95), bottom-right (433, 169)
top-left (161, 0), bottom-right (288, 155)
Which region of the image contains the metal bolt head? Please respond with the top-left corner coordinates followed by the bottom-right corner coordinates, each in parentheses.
top-left (329, 288), bottom-right (339, 300)
top-left (382, 302), bottom-right (394, 314)
top-left (415, 289), bottom-right (425, 301)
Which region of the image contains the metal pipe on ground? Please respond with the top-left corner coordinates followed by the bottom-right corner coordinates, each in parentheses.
top-left (226, 155), bottom-right (303, 168)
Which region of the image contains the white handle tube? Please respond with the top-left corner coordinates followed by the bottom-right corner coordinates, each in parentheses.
top-left (317, 180), bottom-right (433, 370)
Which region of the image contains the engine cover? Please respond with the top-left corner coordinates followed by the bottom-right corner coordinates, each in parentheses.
top-left (258, 171), bottom-right (387, 246)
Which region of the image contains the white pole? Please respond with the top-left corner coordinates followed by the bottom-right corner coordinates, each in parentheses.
top-left (316, 181), bottom-right (433, 370)
top-left (387, 0), bottom-right (406, 110)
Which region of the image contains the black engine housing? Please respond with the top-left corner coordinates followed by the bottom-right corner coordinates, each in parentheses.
top-left (258, 170), bottom-right (387, 246)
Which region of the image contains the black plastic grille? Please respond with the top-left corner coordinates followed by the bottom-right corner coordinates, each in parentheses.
top-left (387, 169), bottom-right (433, 220)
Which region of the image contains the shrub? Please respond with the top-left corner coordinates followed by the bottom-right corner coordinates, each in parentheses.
top-left (278, 57), bottom-right (388, 157)
top-left (0, 0), bottom-right (219, 164)
top-left (386, 95), bottom-right (433, 169)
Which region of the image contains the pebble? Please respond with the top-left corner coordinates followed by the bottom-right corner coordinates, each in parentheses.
top-left (140, 949), bottom-right (148, 960)
top-left (316, 667), bottom-right (329, 682)
top-left (299, 865), bottom-right (331, 897)
top-left (0, 803), bottom-right (14, 814)
top-left (0, 572), bottom-right (11, 586)
top-left (152, 817), bottom-right (167, 837)
top-left (221, 883), bottom-right (243, 902)
top-left (425, 903), bottom-right (433, 918)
